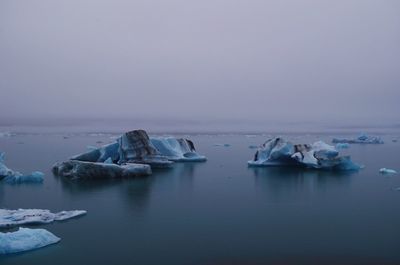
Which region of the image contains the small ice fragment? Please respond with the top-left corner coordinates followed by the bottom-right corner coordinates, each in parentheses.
top-left (379, 168), bottom-right (397, 175)
top-left (0, 209), bottom-right (87, 228)
top-left (336, 143), bottom-right (350, 149)
top-left (332, 133), bottom-right (384, 144)
top-left (0, 152), bottom-right (44, 184)
top-left (248, 145), bottom-right (258, 149)
top-left (214, 144), bottom-right (231, 147)
top-left (0, 228), bottom-right (60, 254)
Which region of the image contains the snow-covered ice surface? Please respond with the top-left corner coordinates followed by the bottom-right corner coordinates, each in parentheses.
top-left (379, 168), bottom-right (397, 175)
top-left (332, 133), bottom-right (384, 144)
top-left (0, 209), bottom-right (87, 228)
top-left (0, 153), bottom-right (44, 184)
top-left (248, 137), bottom-right (361, 170)
top-left (0, 228), bottom-right (60, 254)
top-left (150, 137), bottom-right (206, 162)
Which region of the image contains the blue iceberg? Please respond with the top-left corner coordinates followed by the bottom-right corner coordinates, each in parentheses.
top-left (57, 130), bottom-right (206, 178)
top-left (0, 153), bottom-right (44, 184)
top-left (248, 137), bottom-right (361, 171)
top-left (332, 133), bottom-right (384, 144)
top-left (150, 137), bottom-right (206, 162)
top-left (0, 228), bottom-right (60, 254)
top-left (0, 209), bottom-right (87, 228)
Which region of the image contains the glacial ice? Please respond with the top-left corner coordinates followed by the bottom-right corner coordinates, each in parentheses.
top-left (332, 134), bottom-right (384, 144)
top-left (379, 168), bottom-right (397, 175)
top-left (150, 137), bottom-right (206, 162)
top-left (71, 142), bottom-right (120, 163)
top-left (0, 152), bottom-right (44, 184)
top-left (0, 228), bottom-right (60, 254)
top-left (0, 209), bottom-right (87, 228)
top-left (336, 143), bottom-right (350, 149)
top-left (248, 137), bottom-right (361, 170)
top-left (52, 160), bottom-right (152, 179)
top-left (58, 130), bottom-right (206, 178)
top-left (117, 130), bottom-right (173, 167)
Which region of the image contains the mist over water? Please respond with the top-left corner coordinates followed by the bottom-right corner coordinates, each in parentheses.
top-left (1, 0), bottom-right (400, 130)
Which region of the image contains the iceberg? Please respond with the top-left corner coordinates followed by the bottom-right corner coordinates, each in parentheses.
top-left (0, 228), bottom-right (60, 254)
top-left (57, 130), bottom-right (206, 178)
top-left (0, 209), bottom-right (87, 228)
top-left (332, 133), bottom-right (384, 144)
top-left (0, 152), bottom-right (44, 184)
top-left (379, 168), bottom-right (397, 175)
top-left (248, 137), bottom-right (361, 171)
top-left (150, 137), bottom-right (206, 162)
top-left (53, 160), bottom-right (152, 179)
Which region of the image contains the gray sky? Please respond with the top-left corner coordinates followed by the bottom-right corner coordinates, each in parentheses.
top-left (0, 0), bottom-right (399, 130)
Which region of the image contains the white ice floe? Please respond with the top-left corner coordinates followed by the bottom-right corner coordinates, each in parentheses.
top-left (0, 228), bottom-right (60, 254)
top-left (150, 137), bottom-right (206, 162)
top-left (379, 168), bottom-right (397, 175)
top-left (0, 209), bottom-right (87, 228)
top-left (0, 152), bottom-right (44, 184)
top-left (248, 137), bottom-right (361, 171)
top-left (332, 133), bottom-right (384, 144)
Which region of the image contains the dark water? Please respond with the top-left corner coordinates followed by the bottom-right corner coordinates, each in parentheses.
top-left (0, 133), bottom-right (399, 265)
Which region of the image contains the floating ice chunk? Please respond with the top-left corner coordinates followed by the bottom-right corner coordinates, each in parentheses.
top-left (379, 168), bottom-right (397, 175)
top-left (53, 160), bottom-right (152, 179)
top-left (0, 228), bottom-right (60, 254)
top-left (0, 132), bottom-right (15, 138)
top-left (248, 145), bottom-right (259, 149)
top-left (248, 137), bottom-right (361, 171)
top-left (0, 209), bottom-right (87, 228)
top-left (0, 153), bottom-right (44, 184)
top-left (214, 143), bottom-right (231, 147)
top-left (118, 130), bottom-right (173, 167)
top-left (336, 143), bottom-right (350, 149)
top-left (332, 133), bottom-right (384, 144)
top-left (150, 137), bottom-right (206, 162)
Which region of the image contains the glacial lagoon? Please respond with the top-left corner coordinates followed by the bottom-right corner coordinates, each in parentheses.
top-left (1, 132), bottom-right (400, 264)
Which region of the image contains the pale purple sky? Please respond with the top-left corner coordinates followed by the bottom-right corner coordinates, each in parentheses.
top-left (1, 0), bottom-right (399, 129)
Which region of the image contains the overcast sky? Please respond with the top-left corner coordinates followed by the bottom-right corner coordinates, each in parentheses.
top-left (0, 0), bottom-right (399, 129)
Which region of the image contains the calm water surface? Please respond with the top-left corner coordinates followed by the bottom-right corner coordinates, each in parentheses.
top-left (0, 133), bottom-right (399, 265)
